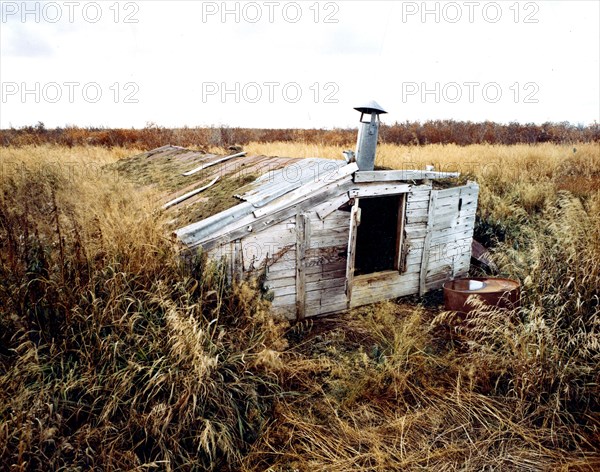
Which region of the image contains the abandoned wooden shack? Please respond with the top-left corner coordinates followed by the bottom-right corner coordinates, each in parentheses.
top-left (118, 102), bottom-right (479, 320)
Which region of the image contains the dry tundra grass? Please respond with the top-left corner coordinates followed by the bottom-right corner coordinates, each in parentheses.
top-left (1, 142), bottom-right (599, 471)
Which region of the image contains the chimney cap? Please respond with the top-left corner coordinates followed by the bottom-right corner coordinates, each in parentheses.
top-left (354, 100), bottom-right (387, 115)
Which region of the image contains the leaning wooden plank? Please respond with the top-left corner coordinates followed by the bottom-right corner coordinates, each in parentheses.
top-left (354, 170), bottom-right (460, 183)
top-left (182, 152), bottom-right (247, 176)
top-left (310, 209), bottom-right (351, 229)
top-left (315, 193), bottom-right (350, 220)
top-left (396, 194), bottom-right (408, 271)
top-left (162, 176), bottom-right (220, 209)
top-left (295, 213), bottom-right (310, 321)
top-left (345, 200), bottom-right (360, 304)
top-left (233, 239), bottom-right (243, 282)
top-left (419, 189), bottom-right (438, 295)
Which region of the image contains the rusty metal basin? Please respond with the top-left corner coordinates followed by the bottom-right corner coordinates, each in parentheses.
top-left (443, 277), bottom-right (520, 314)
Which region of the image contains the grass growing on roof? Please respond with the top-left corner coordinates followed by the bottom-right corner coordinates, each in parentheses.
top-left (168, 173), bottom-right (259, 227)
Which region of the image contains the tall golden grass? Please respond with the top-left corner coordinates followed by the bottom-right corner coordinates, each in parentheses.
top-left (1, 142), bottom-right (599, 470)
top-left (0, 145), bottom-right (286, 470)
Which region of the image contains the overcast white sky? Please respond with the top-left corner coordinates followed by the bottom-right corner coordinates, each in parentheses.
top-left (1, 0), bottom-right (598, 129)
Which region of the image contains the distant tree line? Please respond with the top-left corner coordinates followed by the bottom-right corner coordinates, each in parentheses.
top-left (1, 120), bottom-right (598, 148)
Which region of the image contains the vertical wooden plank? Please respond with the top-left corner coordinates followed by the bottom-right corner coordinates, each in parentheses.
top-left (345, 199), bottom-right (361, 306)
top-left (295, 212), bottom-right (310, 321)
top-left (228, 241), bottom-right (235, 283)
top-left (395, 193), bottom-right (407, 271)
top-left (233, 239), bottom-right (243, 282)
top-left (419, 190), bottom-right (437, 295)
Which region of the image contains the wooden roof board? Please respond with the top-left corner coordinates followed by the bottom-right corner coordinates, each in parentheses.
top-left (163, 176), bottom-right (220, 209)
top-left (235, 158), bottom-right (346, 208)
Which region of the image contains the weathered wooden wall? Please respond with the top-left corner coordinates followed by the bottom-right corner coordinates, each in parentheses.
top-left (265, 209), bottom-right (350, 318)
top-left (422, 182), bottom-right (479, 292)
top-left (206, 181), bottom-right (478, 320)
top-left (206, 207), bottom-right (351, 319)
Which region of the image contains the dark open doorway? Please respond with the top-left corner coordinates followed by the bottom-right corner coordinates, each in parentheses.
top-left (354, 194), bottom-right (404, 275)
